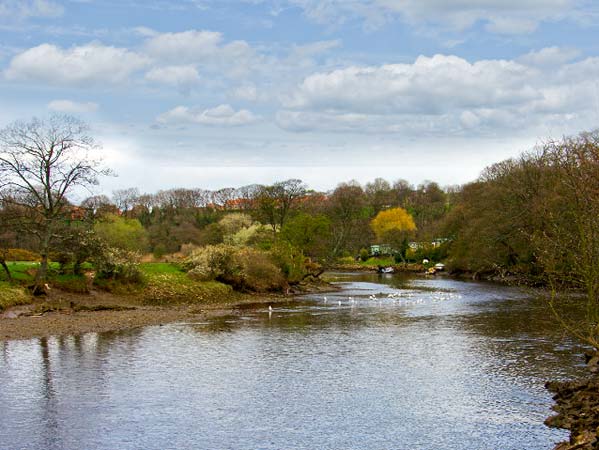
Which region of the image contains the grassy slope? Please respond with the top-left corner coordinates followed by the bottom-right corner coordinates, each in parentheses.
top-left (0, 262), bottom-right (236, 311)
top-left (138, 263), bottom-right (234, 305)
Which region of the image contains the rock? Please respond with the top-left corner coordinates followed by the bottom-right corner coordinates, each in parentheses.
top-left (546, 375), bottom-right (599, 449)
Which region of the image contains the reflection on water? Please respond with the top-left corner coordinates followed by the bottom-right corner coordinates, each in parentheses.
top-left (0, 273), bottom-right (585, 450)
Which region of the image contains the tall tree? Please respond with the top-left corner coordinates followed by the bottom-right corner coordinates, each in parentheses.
top-left (326, 181), bottom-right (369, 256)
top-left (370, 207), bottom-right (416, 261)
top-left (255, 179), bottom-right (307, 233)
top-left (0, 115), bottom-right (109, 289)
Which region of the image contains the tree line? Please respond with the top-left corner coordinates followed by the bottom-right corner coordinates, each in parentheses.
top-left (1, 115), bottom-right (598, 349)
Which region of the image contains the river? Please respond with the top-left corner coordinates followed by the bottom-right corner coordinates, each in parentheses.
top-left (0, 272), bottom-right (586, 450)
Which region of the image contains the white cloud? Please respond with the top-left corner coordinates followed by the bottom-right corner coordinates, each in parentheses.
top-left (144, 30), bottom-right (223, 61)
top-left (0, 0), bottom-right (63, 20)
top-left (144, 30), bottom-right (257, 77)
top-left (47, 99), bottom-right (98, 113)
top-left (278, 50), bottom-right (599, 135)
top-left (280, 0), bottom-right (580, 34)
top-left (518, 46), bottom-right (581, 67)
top-left (284, 55), bottom-right (538, 114)
top-left (4, 42), bottom-right (149, 85)
top-left (145, 65), bottom-right (201, 93)
top-left (157, 104), bottom-right (260, 126)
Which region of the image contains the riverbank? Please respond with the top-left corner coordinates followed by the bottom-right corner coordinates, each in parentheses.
top-left (331, 262), bottom-right (425, 272)
top-left (0, 278), bottom-right (335, 341)
top-left (545, 353), bottom-right (599, 450)
top-left (0, 261), bottom-right (337, 341)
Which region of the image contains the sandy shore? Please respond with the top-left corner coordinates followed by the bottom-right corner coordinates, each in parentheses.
top-left (0, 288), bottom-right (311, 341)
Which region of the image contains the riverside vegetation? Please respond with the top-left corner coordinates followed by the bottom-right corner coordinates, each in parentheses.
top-left (1, 116), bottom-right (599, 448)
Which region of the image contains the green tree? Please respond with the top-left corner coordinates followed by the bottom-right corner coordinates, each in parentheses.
top-left (94, 214), bottom-right (149, 252)
top-left (281, 213), bottom-right (332, 259)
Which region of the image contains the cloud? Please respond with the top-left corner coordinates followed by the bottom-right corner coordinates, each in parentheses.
top-left (518, 46), bottom-right (581, 67)
top-left (4, 42), bottom-right (149, 85)
top-left (283, 54), bottom-right (538, 114)
top-left (278, 50), bottom-right (599, 135)
top-left (47, 99), bottom-right (99, 113)
top-left (0, 0), bottom-right (64, 20)
top-left (157, 104), bottom-right (260, 126)
top-left (278, 0), bottom-right (580, 34)
top-left (143, 30), bottom-right (257, 77)
top-left (145, 65), bottom-right (201, 93)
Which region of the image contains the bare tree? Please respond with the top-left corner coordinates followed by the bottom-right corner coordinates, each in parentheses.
top-left (255, 179), bottom-right (307, 233)
top-left (112, 187), bottom-right (139, 213)
top-left (0, 115), bottom-right (109, 290)
top-left (535, 131), bottom-right (599, 351)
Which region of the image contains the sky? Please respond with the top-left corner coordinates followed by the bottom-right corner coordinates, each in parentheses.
top-left (1, 0), bottom-right (598, 196)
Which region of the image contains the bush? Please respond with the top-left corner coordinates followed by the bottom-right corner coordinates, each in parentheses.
top-left (5, 248), bottom-right (41, 261)
top-left (359, 248), bottom-right (369, 262)
top-left (184, 244), bottom-right (238, 281)
top-left (92, 247), bottom-right (144, 285)
top-left (152, 244), bottom-right (167, 259)
top-left (269, 242), bottom-right (306, 285)
top-left (235, 248), bottom-right (285, 292)
top-left (0, 282), bottom-right (31, 311)
top-left (184, 244), bottom-right (287, 292)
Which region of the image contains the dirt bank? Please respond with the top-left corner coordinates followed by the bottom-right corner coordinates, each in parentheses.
top-left (0, 283), bottom-right (333, 341)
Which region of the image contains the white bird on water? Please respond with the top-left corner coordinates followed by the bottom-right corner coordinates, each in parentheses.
top-left (323, 296), bottom-right (328, 303)
top-left (268, 305), bottom-right (273, 312)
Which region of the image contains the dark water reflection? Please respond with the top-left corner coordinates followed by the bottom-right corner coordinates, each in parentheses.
top-left (0, 273), bottom-right (586, 450)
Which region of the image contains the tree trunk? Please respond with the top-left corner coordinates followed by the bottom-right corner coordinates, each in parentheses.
top-left (34, 225), bottom-right (52, 291)
top-left (0, 259), bottom-right (11, 281)
top-left (34, 253), bottom-right (49, 291)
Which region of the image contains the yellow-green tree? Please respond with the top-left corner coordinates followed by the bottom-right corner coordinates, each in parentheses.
top-left (370, 207), bottom-right (416, 261)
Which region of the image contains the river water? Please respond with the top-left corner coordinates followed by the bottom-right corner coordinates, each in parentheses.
top-left (0, 273), bottom-right (586, 450)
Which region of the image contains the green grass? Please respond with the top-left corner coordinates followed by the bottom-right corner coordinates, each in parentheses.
top-left (139, 262), bottom-right (185, 277)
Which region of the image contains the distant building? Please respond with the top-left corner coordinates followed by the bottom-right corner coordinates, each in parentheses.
top-left (370, 244), bottom-right (393, 256)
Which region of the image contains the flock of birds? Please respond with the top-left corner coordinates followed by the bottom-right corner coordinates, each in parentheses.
top-left (266, 289), bottom-right (462, 314)
top-left (316, 291), bottom-right (462, 308)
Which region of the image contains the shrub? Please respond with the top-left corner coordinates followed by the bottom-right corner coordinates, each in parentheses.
top-left (92, 247), bottom-right (144, 285)
top-left (0, 282), bottom-right (31, 311)
top-left (269, 242), bottom-right (306, 284)
top-left (184, 244), bottom-right (238, 281)
top-left (152, 244), bottom-right (167, 259)
top-left (184, 244), bottom-right (287, 292)
top-left (5, 248), bottom-right (41, 262)
top-left (359, 248), bottom-right (370, 262)
top-left (235, 248), bottom-right (285, 292)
